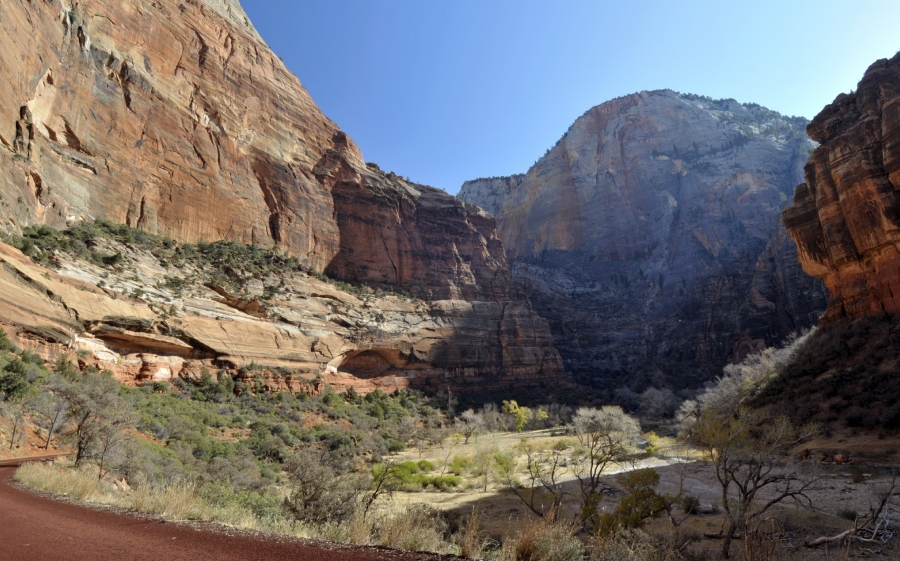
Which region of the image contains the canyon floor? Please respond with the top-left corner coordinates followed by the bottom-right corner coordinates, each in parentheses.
top-left (376, 430), bottom-right (900, 559)
top-left (3, 427), bottom-right (899, 560)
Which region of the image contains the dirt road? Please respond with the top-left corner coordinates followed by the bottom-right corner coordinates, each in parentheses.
top-left (0, 467), bottom-right (454, 561)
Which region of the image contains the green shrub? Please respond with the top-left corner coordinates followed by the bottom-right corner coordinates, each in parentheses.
top-left (373, 462), bottom-right (459, 491)
top-left (54, 356), bottom-right (80, 380)
top-left (0, 329), bottom-right (15, 353)
top-left (202, 481), bottom-right (284, 523)
top-left (595, 469), bottom-right (669, 536)
top-left (420, 475), bottom-right (460, 490)
top-left (679, 494), bottom-right (700, 515)
top-left (19, 349), bottom-right (43, 365)
top-left (449, 455), bottom-right (473, 475)
top-left (322, 391), bottom-right (344, 408)
top-left (386, 440), bottom-right (406, 453)
top-left (0, 358), bottom-right (29, 399)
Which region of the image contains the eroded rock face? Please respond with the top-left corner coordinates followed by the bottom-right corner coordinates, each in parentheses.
top-left (460, 91), bottom-right (827, 391)
top-left (0, 0), bottom-right (563, 391)
top-left (784, 52), bottom-right (900, 323)
top-left (0, 238), bottom-right (563, 394)
top-left (0, 0), bottom-right (344, 261)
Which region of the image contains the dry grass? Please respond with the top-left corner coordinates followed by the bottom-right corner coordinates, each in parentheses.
top-left (15, 462), bottom-right (106, 503)
top-left (592, 530), bottom-right (658, 561)
top-left (300, 509), bottom-right (374, 545)
top-left (376, 506), bottom-right (449, 553)
top-left (459, 509), bottom-right (488, 559)
top-left (14, 462), bottom-right (271, 530)
top-left (493, 513), bottom-right (584, 561)
top-left (15, 463), bottom-right (459, 555)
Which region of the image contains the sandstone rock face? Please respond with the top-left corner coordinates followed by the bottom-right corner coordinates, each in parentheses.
top-left (784, 52), bottom-right (900, 323)
top-left (460, 91), bottom-right (827, 391)
top-left (0, 0), bottom-right (341, 260)
top-left (0, 0), bottom-right (563, 391)
top-left (0, 238), bottom-right (563, 394)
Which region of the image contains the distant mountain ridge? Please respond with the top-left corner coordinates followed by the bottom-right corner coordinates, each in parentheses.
top-left (460, 89), bottom-right (827, 393)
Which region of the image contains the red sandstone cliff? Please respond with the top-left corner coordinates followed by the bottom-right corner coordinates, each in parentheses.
top-left (784, 51), bottom-right (900, 322)
top-left (0, 0), bottom-right (564, 391)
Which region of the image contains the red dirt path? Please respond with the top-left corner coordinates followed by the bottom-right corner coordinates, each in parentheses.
top-left (0, 467), bottom-right (455, 561)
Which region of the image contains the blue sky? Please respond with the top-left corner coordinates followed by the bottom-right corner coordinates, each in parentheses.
top-left (242, 1), bottom-right (900, 194)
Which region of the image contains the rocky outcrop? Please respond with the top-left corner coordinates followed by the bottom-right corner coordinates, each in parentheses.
top-left (0, 237), bottom-right (563, 394)
top-left (460, 91), bottom-right (827, 391)
top-left (784, 52), bottom-right (900, 323)
top-left (0, 0), bottom-right (564, 391)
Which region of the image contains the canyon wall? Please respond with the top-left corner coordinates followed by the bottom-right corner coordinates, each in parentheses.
top-left (784, 51), bottom-right (900, 323)
top-left (460, 91), bottom-right (827, 392)
top-left (0, 0), bottom-right (563, 391)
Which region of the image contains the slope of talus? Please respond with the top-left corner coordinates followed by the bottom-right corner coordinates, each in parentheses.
top-left (0, 0), bottom-right (564, 390)
top-left (460, 90), bottom-right (827, 392)
top-left (784, 51), bottom-right (900, 323)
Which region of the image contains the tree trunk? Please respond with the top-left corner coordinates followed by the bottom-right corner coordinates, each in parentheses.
top-left (9, 416), bottom-right (20, 450)
top-left (74, 413), bottom-right (91, 466)
top-left (45, 408), bottom-right (62, 450)
top-left (722, 519), bottom-right (738, 558)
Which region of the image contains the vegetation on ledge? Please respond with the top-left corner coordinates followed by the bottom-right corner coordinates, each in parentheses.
top-left (0, 220), bottom-right (418, 301)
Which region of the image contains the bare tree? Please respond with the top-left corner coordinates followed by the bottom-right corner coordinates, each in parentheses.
top-left (0, 398), bottom-right (27, 450)
top-left (456, 409), bottom-right (484, 444)
top-left (640, 387), bottom-right (679, 419)
top-left (479, 403), bottom-right (506, 433)
top-left (441, 385), bottom-right (458, 416)
top-left (396, 415), bottom-right (421, 455)
top-left (570, 406), bottom-right (640, 530)
top-left (53, 371), bottom-right (136, 468)
top-left (93, 403), bottom-right (139, 480)
top-left (472, 442), bottom-right (498, 492)
top-left (438, 433), bottom-right (462, 477)
top-left (692, 407), bottom-right (820, 558)
top-left (283, 448), bottom-right (369, 524)
top-left (683, 329), bottom-right (816, 424)
top-left (495, 438), bottom-right (569, 520)
top-left (32, 391), bottom-right (67, 450)
top-left (678, 331), bottom-right (822, 558)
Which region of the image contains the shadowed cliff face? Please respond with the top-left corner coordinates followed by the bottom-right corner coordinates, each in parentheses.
top-left (460, 91), bottom-right (827, 391)
top-left (784, 52), bottom-right (900, 323)
top-left (0, 0), bottom-right (564, 390)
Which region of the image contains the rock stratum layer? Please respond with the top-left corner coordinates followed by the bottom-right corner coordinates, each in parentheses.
top-left (784, 52), bottom-right (900, 323)
top-left (460, 91), bottom-right (827, 391)
top-left (0, 0), bottom-right (563, 391)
